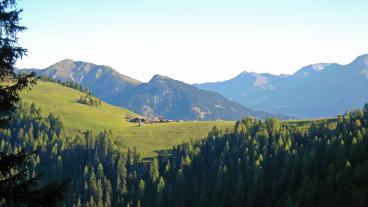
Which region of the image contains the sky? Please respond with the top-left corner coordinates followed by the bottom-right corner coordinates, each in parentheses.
top-left (15, 0), bottom-right (368, 83)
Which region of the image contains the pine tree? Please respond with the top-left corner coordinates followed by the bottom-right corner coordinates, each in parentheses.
top-left (0, 151), bottom-right (68, 206)
top-left (364, 102), bottom-right (368, 112)
top-left (138, 179), bottom-right (145, 197)
top-left (0, 0), bottom-right (67, 206)
top-left (150, 158), bottom-right (159, 183)
top-left (0, 0), bottom-right (37, 127)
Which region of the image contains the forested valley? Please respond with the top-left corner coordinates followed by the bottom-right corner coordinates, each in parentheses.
top-left (2, 102), bottom-right (368, 206)
top-left (2, 0), bottom-right (368, 206)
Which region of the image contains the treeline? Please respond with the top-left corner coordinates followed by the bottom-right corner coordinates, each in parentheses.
top-left (148, 104), bottom-right (368, 207)
top-left (1, 102), bottom-right (368, 206)
top-left (38, 75), bottom-right (102, 107)
top-left (38, 75), bottom-right (89, 94)
top-left (0, 102), bottom-right (149, 206)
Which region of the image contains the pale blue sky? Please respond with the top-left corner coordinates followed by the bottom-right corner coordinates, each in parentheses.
top-left (16, 0), bottom-right (368, 83)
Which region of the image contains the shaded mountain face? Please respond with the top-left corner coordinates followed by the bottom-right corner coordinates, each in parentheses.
top-left (20, 59), bottom-right (141, 101)
top-left (113, 75), bottom-right (291, 120)
top-left (20, 60), bottom-right (291, 120)
top-left (195, 54), bottom-right (368, 118)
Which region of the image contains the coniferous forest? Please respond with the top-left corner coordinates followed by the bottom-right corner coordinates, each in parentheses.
top-left (1, 102), bottom-right (368, 206)
top-left (2, 0), bottom-right (368, 206)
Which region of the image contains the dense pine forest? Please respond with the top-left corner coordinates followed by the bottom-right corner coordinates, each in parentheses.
top-left (151, 106), bottom-right (368, 207)
top-left (1, 102), bottom-right (368, 206)
top-left (2, 0), bottom-right (368, 206)
top-left (0, 102), bottom-right (148, 206)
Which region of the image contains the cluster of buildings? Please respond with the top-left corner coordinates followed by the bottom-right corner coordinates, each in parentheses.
top-left (125, 114), bottom-right (182, 125)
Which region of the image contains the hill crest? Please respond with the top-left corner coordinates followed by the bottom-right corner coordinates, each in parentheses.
top-left (19, 61), bottom-right (292, 120)
top-left (196, 54), bottom-right (368, 118)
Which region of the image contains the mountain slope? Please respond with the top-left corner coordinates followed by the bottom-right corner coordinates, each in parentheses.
top-left (20, 59), bottom-right (141, 101)
top-left (20, 60), bottom-right (291, 120)
top-left (113, 75), bottom-right (290, 120)
top-left (196, 54), bottom-right (368, 118)
top-left (20, 81), bottom-right (234, 156)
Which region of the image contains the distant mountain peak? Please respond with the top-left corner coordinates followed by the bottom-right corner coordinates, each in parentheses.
top-left (46, 59), bottom-right (141, 83)
top-left (235, 71), bottom-right (267, 79)
top-left (361, 54), bottom-right (368, 78)
top-left (239, 70), bottom-right (250, 76)
top-left (344, 54), bottom-right (368, 79)
top-left (50, 59), bottom-right (77, 73)
top-left (152, 74), bottom-right (169, 79)
top-left (293, 63), bottom-right (331, 78)
top-left (196, 53), bottom-right (368, 118)
top-left (19, 59), bottom-right (142, 101)
top-left (359, 54), bottom-right (368, 66)
top-left (59, 58), bottom-right (75, 63)
top-left (121, 74), bottom-right (290, 120)
top-left (352, 53), bottom-right (368, 62)
top-left (310, 63), bottom-right (330, 71)
top-left (150, 74), bottom-right (172, 82)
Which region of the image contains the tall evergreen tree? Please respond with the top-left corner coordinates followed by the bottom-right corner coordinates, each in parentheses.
top-left (0, 0), bottom-right (36, 127)
top-left (0, 0), bottom-right (67, 206)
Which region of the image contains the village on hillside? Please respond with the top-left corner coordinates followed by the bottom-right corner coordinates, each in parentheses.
top-left (125, 113), bottom-right (183, 126)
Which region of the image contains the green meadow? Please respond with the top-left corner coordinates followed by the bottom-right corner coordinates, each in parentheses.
top-left (21, 82), bottom-right (234, 156)
top-left (21, 81), bottom-right (338, 157)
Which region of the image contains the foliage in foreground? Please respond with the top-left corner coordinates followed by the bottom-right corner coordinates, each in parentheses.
top-left (150, 103), bottom-right (368, 207)
top-left (1, 102), bottom-right (368, 206)
top-left (0, 0), bottom-right (68, 205)
top-left (0, 102), bottom-right (145, 206)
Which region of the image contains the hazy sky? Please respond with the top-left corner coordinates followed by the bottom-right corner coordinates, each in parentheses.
top-left (16, 0), bottom-right (368, 83)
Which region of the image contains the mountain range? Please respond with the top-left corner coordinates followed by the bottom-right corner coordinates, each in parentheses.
top-left (18, 59), bottom-right (141, 101)
top-left (19, 54), bottom-right (368, 120)
top-left (195, 54), bottom-right (368, 118)
top-left (18, 60), bottom-right (289, 120)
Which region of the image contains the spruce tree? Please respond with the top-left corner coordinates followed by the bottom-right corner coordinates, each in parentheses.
top-left (0, 0), bottom-right (37, 127)
top-left (0, 0), bottom-right (67, 206)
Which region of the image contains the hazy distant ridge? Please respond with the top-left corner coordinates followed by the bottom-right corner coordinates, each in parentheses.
top-left (195, 54), bottom-right (368, 118)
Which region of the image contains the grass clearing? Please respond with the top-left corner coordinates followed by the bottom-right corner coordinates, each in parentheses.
top-left (21, 82), bottom-right (234, 156)
top-left (21, 82), bottom-right (338, 156)
top-left (284, 117), bottom-right (337, 131)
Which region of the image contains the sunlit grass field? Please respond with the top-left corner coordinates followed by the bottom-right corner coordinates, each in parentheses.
top-left (21, 82), bottom-right (234, 156)
top-left (21, 81), bottom-right (338, 157)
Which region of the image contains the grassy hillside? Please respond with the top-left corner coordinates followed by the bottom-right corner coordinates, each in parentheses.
top-left (21, 81), bottom-right (234, 156)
